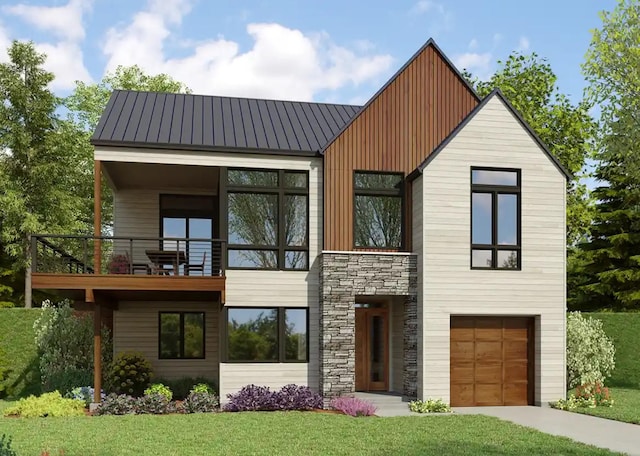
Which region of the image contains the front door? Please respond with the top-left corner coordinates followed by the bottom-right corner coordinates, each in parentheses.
top-left (355, 306), bottom-right (389, 391)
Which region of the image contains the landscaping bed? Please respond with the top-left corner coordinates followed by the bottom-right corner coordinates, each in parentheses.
top-left (570, 387), bottom-right (640, 425)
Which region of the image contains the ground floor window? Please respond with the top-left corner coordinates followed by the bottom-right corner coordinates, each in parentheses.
top-left (159, 312), bottom-right (205, 359)
top-left (224, 307), bottom-right (308, 363)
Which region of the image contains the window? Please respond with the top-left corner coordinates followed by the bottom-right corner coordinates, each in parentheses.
top-left (354, 171), bottom-right (403, 248)
top-left (160, 195), bottom-right (215, 275)
top-left (225, 307), bottom-right (308, 362)
top-left (471, 168), bottom-right (521, 269)
top-left (159, 312), bottom-right (205, 359)
top-left (226, 169), bottom-right (308, 270)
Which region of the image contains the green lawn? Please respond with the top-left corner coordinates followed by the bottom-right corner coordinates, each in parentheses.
top-left (0, 408), bottom-right (620, 456)
top-left (572, 387), bottom-right (640, 425)
top-left (591, 312), bottom-right (640, 389)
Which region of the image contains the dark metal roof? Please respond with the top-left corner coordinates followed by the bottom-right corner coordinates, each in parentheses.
top-left (91, 90), bottom-right (361, 155)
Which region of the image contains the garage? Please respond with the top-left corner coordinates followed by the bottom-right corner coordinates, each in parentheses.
top-left (450, 316), bottom-right (534, 406)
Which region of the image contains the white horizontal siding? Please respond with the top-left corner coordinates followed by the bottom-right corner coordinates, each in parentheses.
top-left (418, 96), bottom-right (566, 405)
top-left (113, 301), bottom-right (219, 381)
top-left (219, 363), bottom-right (312, 403)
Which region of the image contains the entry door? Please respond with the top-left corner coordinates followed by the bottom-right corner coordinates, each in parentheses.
top-left (355, 307), bottom-right (389, 391)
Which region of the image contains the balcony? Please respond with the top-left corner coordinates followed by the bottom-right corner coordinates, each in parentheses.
top-left (30, 235), bottom-right (227, 302)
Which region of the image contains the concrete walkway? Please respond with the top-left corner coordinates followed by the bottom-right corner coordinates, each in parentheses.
top-left (353, 393), bottom-right (639, 455)
top-left (454, 406), bottom-right (640, 456)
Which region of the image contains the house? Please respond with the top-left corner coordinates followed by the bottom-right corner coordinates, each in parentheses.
top-left (28, 39), bottom-right (567, 407)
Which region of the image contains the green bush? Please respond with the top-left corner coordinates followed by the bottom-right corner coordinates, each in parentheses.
top-left (0, 347), bottom-right (12, 399)
top-left (3, 391), bottom-right (85, 418)
top-left (33, 300), bottom-right (112, 392)
top-left (409, 399), bottom-right (451, 413)
top-left (567, 311), bottom-right (616, 389)
top-left (154, 377), bottom-right (217, 400)
top-left (108, 351), bottom-right (153, 396)
top-left (191, 383), bottom-right (214, 394)
top-left (0, 434), bottom-right (17, 456)
top-left (144, 383), bottom-right (172, 401)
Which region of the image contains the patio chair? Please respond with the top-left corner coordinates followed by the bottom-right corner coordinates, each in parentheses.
top-left (185, 252), bottom-right (206, 276)
top-left (124, 251), bottom-right (151, 275)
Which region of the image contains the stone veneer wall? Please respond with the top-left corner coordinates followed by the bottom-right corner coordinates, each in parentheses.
top-left (320, 252), bottom-right (418, 405)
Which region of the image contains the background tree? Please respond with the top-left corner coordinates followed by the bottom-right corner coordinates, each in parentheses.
top-left (578, 0), bottom-right (640, 310)
top-left (465, 52), bottom-right (596, 246)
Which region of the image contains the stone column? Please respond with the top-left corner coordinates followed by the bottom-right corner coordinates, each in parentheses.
top-left (403, 294), bottom-right (418, 398)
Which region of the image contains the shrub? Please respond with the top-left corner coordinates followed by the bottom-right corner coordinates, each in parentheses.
top-left (107, 254), bottom-right (129, 274)
top-left (0, 347), bottom-right (12, 399)
top-left (330, 396), bottom-right (377, 417)
top-left (224, 384), bottom-right (278, 412)
top-left (33, 300), bottom-right (113, 392)
top-left (107, 351), bottom-right (153, 396)
top-left (144, 383), bottom-right (172, 401)
top-left (95, 393), bottom-right (138, 415)
top-left (575, 382), bottom-right (614, 407)
top-left (566, 311), bottom-right (616, 389)
top-left (46, 368), bottom-right (93, 397)
top-left (183, 391), bottom-right (220, 413)
top-left (3, 391), bottom-right (85, 418)
top-left (409, 399), bottom-right (452, 413)
top-left (136, 394), bottom-right (174, 414)
top-left (275, 384), bottom-right (322, 411)
top-left (0, 435), bottom-right (16, 456)
top-left (190, 383), bottom-right (214, 394)
top-left (154, 377), bottom-right (217, 400)
top-left (66, 386), bottom-right (106, 407)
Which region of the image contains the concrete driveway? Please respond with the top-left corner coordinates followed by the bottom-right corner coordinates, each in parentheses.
top-left (454, 406), bottom-right (640, 455)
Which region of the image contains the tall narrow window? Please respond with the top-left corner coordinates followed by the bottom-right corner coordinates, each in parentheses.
top-left (159, 312), bottom-right (205, 359)
top-left (354, 172), bottom-right (403, 249)
top-left (471, 168), bottom-right (521, 269)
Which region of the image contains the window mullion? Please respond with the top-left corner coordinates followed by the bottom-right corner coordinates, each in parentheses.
top-left (279, 308), bottom-right (285, 362)
top-left (278, 170), bottom-right (285, 269)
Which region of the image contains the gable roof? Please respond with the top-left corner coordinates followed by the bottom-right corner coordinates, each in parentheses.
top-left (91, 90), bottom-right (360, 155)
top-left (320, 38), bottom-right (481, 154)
top-left (410, 89), bottom-right (572, 180)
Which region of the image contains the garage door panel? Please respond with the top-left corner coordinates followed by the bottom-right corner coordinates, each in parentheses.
top-left (450, 316), bottom-right (533, 407)
top-left (451, 341), bottom-right (474, 361)
top-left (475, 341), bottom-right (502, 361)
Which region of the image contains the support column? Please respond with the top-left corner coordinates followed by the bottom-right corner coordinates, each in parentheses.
top-left (93, 300), bottom-right (102, 403)
top-left (94, 160), bottom-right (102, 273)
top-left (403, 295), bottom-right (418, 398)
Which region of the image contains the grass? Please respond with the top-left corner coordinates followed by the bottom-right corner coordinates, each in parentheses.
top-left (0, 408), bottom-right (620, 456)
top-left (571, 387), bottom-right (640, 425)
top-left (0, 308), bottom-right (42, 398)
top-left (591, 312), bottom-right (640, 389)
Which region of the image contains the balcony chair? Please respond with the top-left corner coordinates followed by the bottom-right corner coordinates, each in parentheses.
top-left (184, 252), bottom-right (206, 276)
top-left (124, 251), bottom-right (151, 275)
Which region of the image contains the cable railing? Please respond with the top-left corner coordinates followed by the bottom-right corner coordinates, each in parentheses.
top-left (31, 235), bottom-right (226, 277)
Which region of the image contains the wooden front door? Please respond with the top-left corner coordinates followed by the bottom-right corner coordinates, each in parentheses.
top-left (355, 307), bottom-right (389, 391)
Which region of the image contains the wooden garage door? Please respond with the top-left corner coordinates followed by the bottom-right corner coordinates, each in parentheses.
top-left (450, 316), bottom-right (534, 406)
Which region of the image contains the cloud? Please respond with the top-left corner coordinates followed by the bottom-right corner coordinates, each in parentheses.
top-left (102, 0), bottom-right (394, 101)
top-left (3, 0), bottom-right (92, 41)
top-left (517, 36), bottom-right (530, 52)
top-left (453, 52), bottom-right (492, 78)
top-left (0, 23), bottom-right (10, 64)
top-left (468, 38), bottom-right (478, 50)
top-left (409, 0), bottom-right (452, 34)
top-left (1, 0), bottom-right (92, 91)
top-left (411, 0), bottom-right (443, 14)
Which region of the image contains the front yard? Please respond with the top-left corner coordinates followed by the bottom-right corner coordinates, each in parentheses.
top-left (0, 404), bottom-right (620, 456)
top-left (571, 387), bottom-right (640, 425)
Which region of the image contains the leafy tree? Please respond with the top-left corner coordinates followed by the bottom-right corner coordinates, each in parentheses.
top-left (578, 0), bottom-right (640, 310)
top-left (0, 41), bottom-right (90, 305)
top-left (465, 53), bottom-right (595, 246)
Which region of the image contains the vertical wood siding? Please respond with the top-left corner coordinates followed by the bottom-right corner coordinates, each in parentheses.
top-left (323, 45), bottom-right (478, 251)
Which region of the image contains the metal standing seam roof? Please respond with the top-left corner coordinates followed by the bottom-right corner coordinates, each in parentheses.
top-left (91, 90), bottom-right (362, 154)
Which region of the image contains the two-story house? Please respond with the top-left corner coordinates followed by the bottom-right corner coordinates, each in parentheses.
top-left (28, 39), bottom-right (567, 407)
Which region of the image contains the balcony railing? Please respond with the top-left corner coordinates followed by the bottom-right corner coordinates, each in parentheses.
top-left (31, 235), bottom-right (227, 277)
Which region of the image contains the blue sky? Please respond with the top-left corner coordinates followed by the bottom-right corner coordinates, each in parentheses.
top-left (0, 0), bottom-right (616, 105)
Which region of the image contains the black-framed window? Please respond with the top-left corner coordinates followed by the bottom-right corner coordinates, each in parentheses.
top-left (159, 312), bottom-right (205, 359)
top-left (224, 307), bottom-right (308, 363)
top-left (354, 171), bottom-right (404, 249)
top-left (225, 169), bottom-right (308, 270)
top-left (471, 167), bottom-right (521, 270)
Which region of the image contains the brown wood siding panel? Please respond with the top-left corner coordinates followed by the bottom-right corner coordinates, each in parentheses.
top-left (324, 45), bottom-right (478, 251)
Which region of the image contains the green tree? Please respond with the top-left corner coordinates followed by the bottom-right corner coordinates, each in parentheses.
top-left (578, 0), bottom-right (640, 310)
top-left (0, 41), bottom-right (89, 305)
top-left (465, 52), bottom-right (596, 246)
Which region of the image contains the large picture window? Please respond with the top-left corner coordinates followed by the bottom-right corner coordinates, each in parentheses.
top-left (226, 169), bottom-right (308, 270)
top-left (159, 312), bottom-right (205, 359)
top-left (225, 307), bottom-right (308, 363)
top-left (354, 171), bottom-right (404, 249)
top-left (471, 168), bottom-right (521, 270)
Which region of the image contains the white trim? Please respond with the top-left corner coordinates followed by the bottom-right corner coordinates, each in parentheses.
top-left (321, 250), bottom-right (415, 256)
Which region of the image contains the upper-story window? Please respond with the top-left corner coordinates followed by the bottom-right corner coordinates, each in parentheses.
top-left (354, 171), bottom-right (403, 249)
top-left (471, 168), bottom-right (521, 270)
top-left (226, 168), bottom-right (308, 270)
